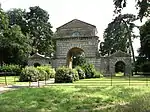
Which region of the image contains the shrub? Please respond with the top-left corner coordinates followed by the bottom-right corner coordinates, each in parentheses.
top-left (72, 69), bottom-right (79, 81)
top-left (20, 66), bottom-right (56, 82)
top-left (81, 63), bottom-right (103, 78)
top-left (93, 70), bottom-right (103, 78)
top-left (20, 66), bottom-right (39, 82)
top-left (40, 66), bottom-right (55, 78)
top-left (0, 64), bottom-right (22, 76)
top-left (55, 66), bottom-right (79, 83)
top-left (81, 63), bottom-right (95, 78)
top-left (36, 67), bottom-right (48, 81)
top-left (75, 66), bottom-right (85, 79)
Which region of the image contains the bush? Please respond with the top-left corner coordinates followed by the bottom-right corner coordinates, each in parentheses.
top-left (40, 66), bottom-right (55, 78)
top-left (0, 64), bottom-right (22, 76)
top-left (72, 69), bottom-right (79, 81)
top-left (20, 66), bottom-right (56, 82)
top-left (20, 66), bottom-right (39, 82)
top-left (36, 67), bottom-right (48, 81)
top-left (81, 63), bottom-right (103, 78)
top-left (81, 63), bottom-right (95, 78)
top-left (75, 66), bottom-right (85, 79)
top-left (55, 66), bottom-right (79, 83)
top-left (93, 70), bottom-right (103, 78)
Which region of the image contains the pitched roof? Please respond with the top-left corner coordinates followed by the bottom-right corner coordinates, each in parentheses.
top-left (29, 52), bottom-right (50, 59)
top-left (57, 19), bottom-right (96, 30)
top-left (109, 50), bottom-right (131, 57)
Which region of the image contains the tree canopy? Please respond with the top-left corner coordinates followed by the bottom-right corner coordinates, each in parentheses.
top-left (7, 6), bottom-right (54, 56)
top-left (113, 0), bottom-right (150, 20)
top-left (0, 8), bottom-right (31, 65)
top-left (139, 19), bottom-right (150, 60)
top-left (100, 14), bottom-right (137, 62)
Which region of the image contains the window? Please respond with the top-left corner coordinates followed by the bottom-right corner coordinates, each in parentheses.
top-left (72, 31), bottom-right (80, 37)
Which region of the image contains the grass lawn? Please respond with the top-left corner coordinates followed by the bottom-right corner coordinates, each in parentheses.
top-left (1, 77), bottom-right (150, 112)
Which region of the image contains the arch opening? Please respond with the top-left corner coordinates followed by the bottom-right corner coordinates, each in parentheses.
top-left (115, 61), bottom-right (125, 74)
top-left (34, 63), bottom-right (41, 67)
top-left (67, 47), bottom-right (85, 68)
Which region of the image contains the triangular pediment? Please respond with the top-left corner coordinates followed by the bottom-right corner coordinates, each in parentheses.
top-left (57, 19), bottom-right (96, 30)
top-left (109, 50), bottom-right (131, 57)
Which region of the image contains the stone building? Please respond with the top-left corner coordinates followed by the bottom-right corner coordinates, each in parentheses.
top-left (52, 19), bottom-right (132, 75)
top-left (28, 52), bottom-right (50, 67)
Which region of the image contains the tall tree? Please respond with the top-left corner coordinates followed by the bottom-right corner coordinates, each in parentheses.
top-left (100, 14), bottom-right (138, 65)
top-left (113, 0), bottom-right (150, 20)
top-left (0, 8), bottom-right (32, 65)
top-left (7, 6), bottom-right (54, 56)
top-left (139, 20), bottom-right (150, 60)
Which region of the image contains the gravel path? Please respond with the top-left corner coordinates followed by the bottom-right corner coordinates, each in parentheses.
top-left (0, 78), bottom-right (54, 94)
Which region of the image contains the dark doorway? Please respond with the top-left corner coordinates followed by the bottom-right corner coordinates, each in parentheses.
top-left (115, 61), bottom-right (125, 73)
top-left (34, 63), bottom-right (41, 67)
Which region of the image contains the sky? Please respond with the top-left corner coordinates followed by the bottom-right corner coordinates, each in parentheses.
top-left (0, 0), bottom-right (145, 56)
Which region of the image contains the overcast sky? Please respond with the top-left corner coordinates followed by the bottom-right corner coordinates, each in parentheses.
top-left (0, 0), bottom-right (145, 56)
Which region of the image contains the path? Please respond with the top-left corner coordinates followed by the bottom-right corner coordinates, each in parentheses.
top-left (0, 78), bottom-right (55, 94)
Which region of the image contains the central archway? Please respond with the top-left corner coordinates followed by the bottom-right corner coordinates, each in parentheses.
top-left (115, 61), bottom-right (125, 74)
top-left (67, 47), bottom-right (85, 68)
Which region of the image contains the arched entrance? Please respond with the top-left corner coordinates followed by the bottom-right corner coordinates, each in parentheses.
top-left (67, 47), bottom-right (85, 68)
top-left (34, 63), bottom-right (41, 67)
top-left (115, 61), bottom-right (125, 74)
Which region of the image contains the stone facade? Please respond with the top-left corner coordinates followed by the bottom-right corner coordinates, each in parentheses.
top-left (28, 19), bottom-right (132, 76)
top-left (52, 19), bottom-right (132, 76)
top-left (28, 53), bottom-right (50, 66)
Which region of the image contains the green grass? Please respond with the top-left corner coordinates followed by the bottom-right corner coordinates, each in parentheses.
top-left (1, 77), bottom-right (150, 111)
top-left (0, 76), bottom-right (28, 85)
top-left (1, 86), bottom-right (150, 112)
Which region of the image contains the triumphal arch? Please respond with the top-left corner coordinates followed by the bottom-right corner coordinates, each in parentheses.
top-left (51, 19), bottom-right (132, 75)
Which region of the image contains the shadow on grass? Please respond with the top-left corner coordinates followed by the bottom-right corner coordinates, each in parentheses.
top-left (0, 86), bottom-right (150, 112)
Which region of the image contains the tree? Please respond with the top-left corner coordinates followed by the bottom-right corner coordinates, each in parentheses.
top-left (0, 8), bottom-right (31, 65)
top-left (100, 14), bottom-right (138, 65)
top-left (100, 19), bottom-right (129, 56)
top-left (113, 0), bottom-right (150, 20)
top-left (0, 25), bottom-right (32, 65)
top-left (139, 20), bottom-right (150, 60)
top-left (7, 6), bottom-right (54, 56)
top-left (7, 8), bottom-right (28, 35)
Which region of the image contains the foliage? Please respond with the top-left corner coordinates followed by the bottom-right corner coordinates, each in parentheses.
top-left (93, 70), bottom-right (103, 78)
top-left (20, 66), bottom-right (55, 82)
top-left (20, 66), bottom-right (39, 82)
top-left (0, 64), bottom-right (22, 76)
top-left (55, 66), bottom-right (79, 83)
top-left (134, 57), bottom-right (148, 72)
top-left (140, 61), bottom-right (150, 73)
top-left (75, 66), bottom-right (85, 79)
top-left (100, 14), bottom-right (137, 57)
top-left (7, 6), bottom-right (54, 57)
top-left (72, 55), bottom-right (86, 68)
top-left (38, 65), bottom-right (55, 78)
top-left (81, 63), bottom-right (103, 78)
top-left (113, 0), bottom-right (150, 20)
top-left (139, 20), bottom-right (150, 60)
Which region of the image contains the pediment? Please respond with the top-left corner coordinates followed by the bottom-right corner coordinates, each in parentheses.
top-left (57, 19), bottom-right (96, 30)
